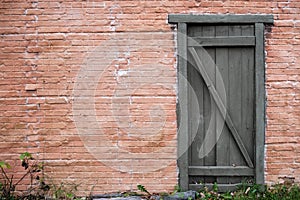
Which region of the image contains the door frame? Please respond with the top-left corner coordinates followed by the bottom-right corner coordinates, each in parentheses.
top-left (168, 14), bottom-right (274, 191)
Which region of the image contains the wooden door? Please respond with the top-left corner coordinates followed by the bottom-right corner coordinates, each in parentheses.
top-left (169, 15), bottom-right (273, 192)
top-left (187, 24), bottom-right (255, 191)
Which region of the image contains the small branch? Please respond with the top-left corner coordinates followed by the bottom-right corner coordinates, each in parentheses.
top-left (14, 170), bottom-right (31, 186)
top-left (1, 167), bottom-right (11, 182)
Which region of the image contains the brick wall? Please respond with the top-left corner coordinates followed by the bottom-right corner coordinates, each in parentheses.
top-left (0, 0), bottom-right (299, 195)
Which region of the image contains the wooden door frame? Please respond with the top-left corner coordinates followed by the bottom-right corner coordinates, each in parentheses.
top-left (168, 14), bottom-right (273, 191)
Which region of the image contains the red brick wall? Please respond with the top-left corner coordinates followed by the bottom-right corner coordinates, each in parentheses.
top-left (0, 0), bottom-right (299, 195)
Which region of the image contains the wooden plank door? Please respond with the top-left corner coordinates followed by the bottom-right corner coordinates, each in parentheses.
top-left (186, 24), bottom-right (256, 191)
top-left (168, 14), bottom-right (273, 192)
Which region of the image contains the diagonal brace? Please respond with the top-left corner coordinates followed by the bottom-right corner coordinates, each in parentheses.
top-left (189, 47), bottom-right (254, 168)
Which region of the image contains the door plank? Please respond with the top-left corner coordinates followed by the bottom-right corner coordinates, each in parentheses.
top-left (188, 36), bottom-right (255, 47)
top-left (215, 25), bottom-right (230, 184)
top-left (228, 26), bottom-right (246, 172)
top-left (187, 26), bottom-right (205, 177)
top-left (200, 25), bottom-right (216, 184)
top-left (241, 25), bottom-right (255, 163)
top-left (188, 52), bottom-right (205, 167)
top-left (188, 25), bottom-right (205, 169)
top-left (189, 166), bottom-right (254, 176)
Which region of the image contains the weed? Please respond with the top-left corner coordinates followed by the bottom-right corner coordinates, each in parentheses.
top-left (173, 185), bottom-right (181, 193)
top-left (49, 182), bottom-right (80, 200)
top-left (195, 182), bottom-right (300, 200)
top-left (0, 152), bottom-right (50, 199)
top-left (137, 184), bottom-right (151, 196)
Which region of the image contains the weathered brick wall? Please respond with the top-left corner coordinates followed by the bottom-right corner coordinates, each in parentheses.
top-left (0, 0), bottom-right (299, 195)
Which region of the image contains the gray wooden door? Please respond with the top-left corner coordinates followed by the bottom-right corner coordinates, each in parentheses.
top-left (187, 24), bottom-right (255, 191)
top-left (168, 15), bottom-right (273, 192)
